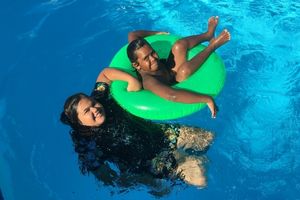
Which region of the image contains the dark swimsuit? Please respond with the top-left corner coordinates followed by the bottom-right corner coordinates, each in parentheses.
top-left (156, 51), bottom-right (177, 85)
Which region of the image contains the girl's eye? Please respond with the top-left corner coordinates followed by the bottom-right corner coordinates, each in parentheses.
top-left (84, 108), bottom-right (90, 114)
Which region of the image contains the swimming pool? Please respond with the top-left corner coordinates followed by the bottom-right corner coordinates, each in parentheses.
top-left (0, 0), bottom-right (299, 199)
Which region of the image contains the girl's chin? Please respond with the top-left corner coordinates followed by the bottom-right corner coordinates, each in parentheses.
top-left (96, 116), bottom-right (105, 125)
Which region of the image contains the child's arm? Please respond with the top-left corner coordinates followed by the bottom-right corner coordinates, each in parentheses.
top-left (96, 68), bottom-right (142, 91)
top-left (143, 75), bottom-right (218, 118)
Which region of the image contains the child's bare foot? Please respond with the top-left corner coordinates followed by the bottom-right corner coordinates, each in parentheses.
top-left (206, 16), bottom-right (219, 40)
top-left (209, 29), bottom-right (230, 50)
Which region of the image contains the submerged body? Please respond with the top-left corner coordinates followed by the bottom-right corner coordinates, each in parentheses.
top-left (62, 81), bottom-right (214, 187)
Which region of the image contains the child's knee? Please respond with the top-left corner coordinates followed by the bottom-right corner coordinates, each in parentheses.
top-left (176, 66), bottom-right (192, 82)
top-left (172, 40), bottom-right (187, 53)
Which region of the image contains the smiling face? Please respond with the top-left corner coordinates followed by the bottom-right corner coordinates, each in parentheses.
top-left (76, 97), bottom-right (106, 127)
top-left (133, 44), bottom-right (159, 72)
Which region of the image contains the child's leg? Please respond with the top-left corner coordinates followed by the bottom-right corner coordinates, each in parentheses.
top-left (171, 16), bottom-right (219, 72)
top-left (175, 29), bottom-right (230, 82)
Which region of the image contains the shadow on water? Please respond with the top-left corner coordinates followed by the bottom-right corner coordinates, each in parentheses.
top-left (0, 189), bottom-right (4, 200)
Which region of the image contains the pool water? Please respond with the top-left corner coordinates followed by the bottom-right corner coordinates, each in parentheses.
top-left (0, 0), bottom-right (299, 199)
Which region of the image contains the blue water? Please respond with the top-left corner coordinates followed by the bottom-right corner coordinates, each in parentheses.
top-left (1, 0), bottom-right (299, 199)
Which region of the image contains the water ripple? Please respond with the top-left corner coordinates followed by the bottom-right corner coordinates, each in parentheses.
top-left (19, 0), bottom-right (78, 40)
top-left (18, 13), bottom-right (50, 39)
top-left (30, 144), bottom-right (63, 200)
top-left (26, 0), bottom-right (78, 15)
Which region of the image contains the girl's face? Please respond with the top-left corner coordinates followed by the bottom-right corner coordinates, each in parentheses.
top-left (76, 97), bottom-right (106, 127)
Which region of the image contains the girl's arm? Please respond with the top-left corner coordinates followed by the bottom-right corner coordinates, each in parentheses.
top-left (96, 68), bottom-right (142, 91)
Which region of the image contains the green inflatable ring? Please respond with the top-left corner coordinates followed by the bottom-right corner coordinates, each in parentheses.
top-left (109, 34), bottom-right (226, 120)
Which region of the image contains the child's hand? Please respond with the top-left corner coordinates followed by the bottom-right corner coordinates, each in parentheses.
top-left (207, 99), bottom-right (218, 118)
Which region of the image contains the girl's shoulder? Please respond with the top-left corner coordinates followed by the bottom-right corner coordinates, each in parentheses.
top-left (91, 82), bottom-right (110, 101)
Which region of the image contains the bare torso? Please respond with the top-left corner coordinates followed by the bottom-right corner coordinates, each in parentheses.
top-left (141, 60), bottom-right (177, 86)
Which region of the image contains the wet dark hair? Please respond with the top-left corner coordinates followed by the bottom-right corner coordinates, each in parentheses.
top-left (127, 38), bottom-right (151, 82)
top-left (60, 93), bottom-right (87, 127)
top-left (127, 38), bottom-right (150, 63)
